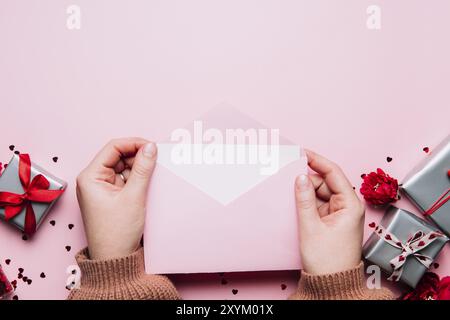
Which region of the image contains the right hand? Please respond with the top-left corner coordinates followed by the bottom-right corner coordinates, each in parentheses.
top-left (294, 150), bottom-right (365, 275)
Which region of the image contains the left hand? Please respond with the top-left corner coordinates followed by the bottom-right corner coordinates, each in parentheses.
top-left (76, 138), bottom-right (157, 260)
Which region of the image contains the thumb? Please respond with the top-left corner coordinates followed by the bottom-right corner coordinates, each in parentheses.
top-left (295, 174), bottom-right (320, 229)
top-left (125, 142), bottom-right (157, 199)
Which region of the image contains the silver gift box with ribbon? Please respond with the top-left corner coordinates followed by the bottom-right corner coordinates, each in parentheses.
top-left (363, 206), bottom-right (448, 288)
top-left (402, 135), bottom-right (450, 236)
top-left (0, 154), bottom-right (66, 235)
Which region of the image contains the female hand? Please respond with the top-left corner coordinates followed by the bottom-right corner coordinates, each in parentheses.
top-left (295, 150), bottom-right (365, 275)
top-left (76, 138), bottom-right (157, 260)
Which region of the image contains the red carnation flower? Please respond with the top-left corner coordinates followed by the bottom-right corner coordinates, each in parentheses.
top-left (401, 273), bottom-right (450, 300)
top-left (360, 168), bottom-right (399, 206)
top-left (400, 272), bottom-right (440, 300)
top-left (437, 276), bottom-right (450, 300)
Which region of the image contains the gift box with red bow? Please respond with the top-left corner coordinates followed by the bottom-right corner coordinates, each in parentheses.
top-left (364, 206), bottom-right (449, 288)
top-left (0, 154), bottom-right (66, 235)
top-left (402, 135), bottom-right (450, 236)
top-left (0, 264), bottom-right (13, 299)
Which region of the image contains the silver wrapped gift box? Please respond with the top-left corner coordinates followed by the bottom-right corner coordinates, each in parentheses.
top-left (402, 135), bottom-right (450, 236)
top-left (363, 206), bottom-right (448, 288)
top-left (0, 154), bottom-right (66, 234)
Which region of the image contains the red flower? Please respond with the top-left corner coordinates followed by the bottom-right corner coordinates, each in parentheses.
top-left (437, 277), bottom-right (450, 300)
top-left (360, 168), bottom-right (399, 206)
top-left (401, 273), bottom-right (450, 300)
top-left (400, 272), bottom-right (439, 300)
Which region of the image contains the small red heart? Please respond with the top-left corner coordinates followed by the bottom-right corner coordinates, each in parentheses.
top-left (418, 256), bottom-right (427, 261)
top-left (369, 222), bottom-right (376, 228)
top-left (423, 147), bottom-right (430, 153)
top-left (398, 256), bottom-right (405, 262)
top-left (396, 242), bottom-right (403, 247)
top-left (418, 241), bottom-right (426, 247)
top-left (378, 229), bottom-right (382, 234)
top-left (385, 234), bottom-right (392, 241)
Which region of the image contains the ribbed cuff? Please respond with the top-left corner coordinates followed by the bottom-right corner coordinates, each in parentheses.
top-left (297, 262), bottom-right (366, 299)
top-left (290, 261), bottom-right (393, 300)
top-left (76, 247), bottom-right (146, 290)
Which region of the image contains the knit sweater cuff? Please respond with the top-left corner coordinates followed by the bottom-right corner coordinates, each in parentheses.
top-left (290, 261), bottom-right (394, 300)
top-left (75, 247), bottom-right (146, 289)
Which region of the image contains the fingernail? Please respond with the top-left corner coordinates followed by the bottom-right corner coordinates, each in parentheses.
top-left (143, 142), bottom-right (156, 157)
top-left (296, 174), bottom-right (309, 189)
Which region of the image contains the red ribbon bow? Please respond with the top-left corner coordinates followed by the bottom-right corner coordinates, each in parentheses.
top-left (0, 154), bottom-right (64, 235)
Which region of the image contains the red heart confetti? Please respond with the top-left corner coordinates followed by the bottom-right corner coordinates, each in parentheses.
top-left (281, 284), bottom-right (287, 290)
top-left (423, 147), bottom-right (429, 153)
top-left (232, 289), bottom-right (238, 295)
top-left (368, 222), bottom-right (376, 228)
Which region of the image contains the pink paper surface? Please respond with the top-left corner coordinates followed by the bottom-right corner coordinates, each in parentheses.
top-left (0, 0), bottom-right (449, 299)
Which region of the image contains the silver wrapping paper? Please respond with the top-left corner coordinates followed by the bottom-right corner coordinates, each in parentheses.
top-left (0, 154), bottom-right (66, 233)
top-left (402, 135), bottom-right (450, 236)
top-left (363, 206), bottom-right (448, 288)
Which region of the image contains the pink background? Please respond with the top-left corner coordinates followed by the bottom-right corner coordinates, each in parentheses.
top-left (0, 0), bottom-right (449, 299)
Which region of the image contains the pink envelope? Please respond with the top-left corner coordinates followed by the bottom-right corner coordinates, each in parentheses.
top-left (144, 104), bottom-right (307, 274)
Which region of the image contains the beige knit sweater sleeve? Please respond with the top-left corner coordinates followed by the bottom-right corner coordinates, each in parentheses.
top-left (67, 249), bottom-right (394, 300)
top-left (67, 247), bottom-right (180, 300)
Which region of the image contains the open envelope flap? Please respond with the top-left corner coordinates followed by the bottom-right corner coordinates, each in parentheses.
top-left (156, 143), bottom-right (302, 205)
